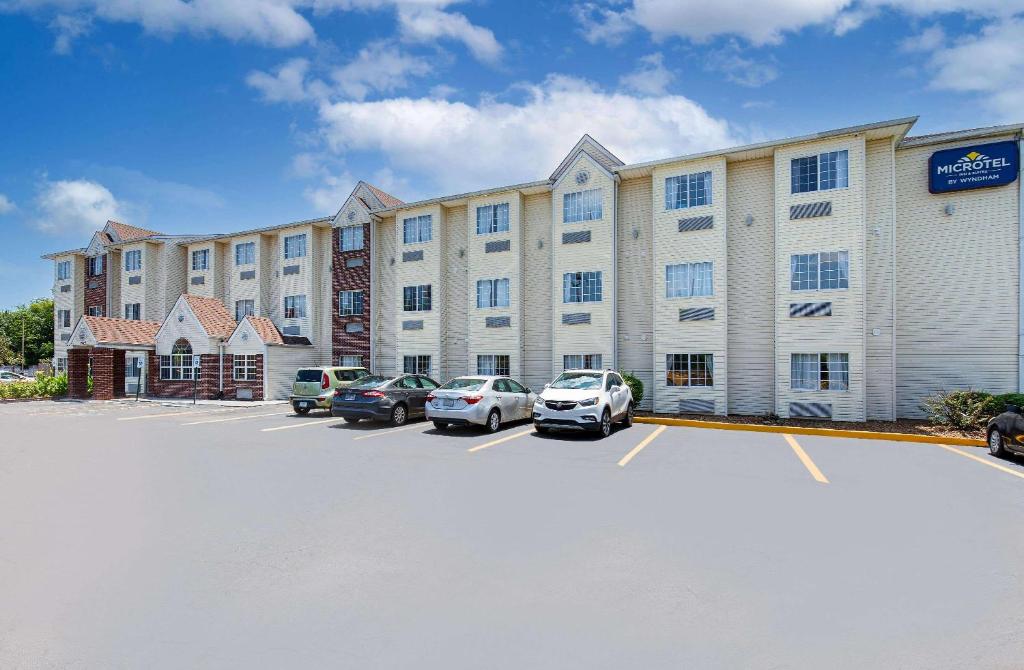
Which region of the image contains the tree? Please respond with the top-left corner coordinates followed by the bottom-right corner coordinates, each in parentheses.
top-left (0, 332), bottom-right (15, 367)
top-left (0, 298), bottom-right (55, 367)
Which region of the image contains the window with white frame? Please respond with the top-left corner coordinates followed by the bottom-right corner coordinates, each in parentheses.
top-left (790, 251), bottom-right (849, 291)
top-left (402, 215), bottom-right (432, 244)
top-left (284, 295), bottom-right (307, 319)
top-left (791, 150), bottom-right (849, 193)
top-left (476, 203), bottom-right (510, 235)
top-left (562, 271), bottom-right (602, 303)
top-left (56, 309), bottom-right (71, 328)
top-left (666, 353), bottom-right (714, 387)
top-left (563, 354), bottom-right (602, 370)
top-left (160, 339), bottom-right (197, 380)
top-left (87, 255), bottom-right (103, 276)
top-left (234, 299), bottom-right (254, 322)
top-left (563, 188), bottom-right (603, 223)
top-left (338, 355), bottom-right (363, 367)
top-left (235, 241), bottom-right (255, 266)
top-left (665, 262), bottom-right (714, 298)
top-left (283, 233), bottom-right (307, 259)
top-left (87, 306), bottom-right (103, 317)
top-left (665, 171), bottom-right (712, 210)
top-left (55, 357), bottom-right (68, 374)
top-left (477, 354), bottom-right (510, 376)
top-left (56, 260), bottom-right (71, 280)
top-left (191, 249), bottom-right (209, 271)
top-left (339, 225), bottom-right (364, 251)
top-left (403, 285), bottom-right (432, 311)
top-left (233, 354), bottom-right (259, 381)
top-left (124, 303), bottom-right (141, 320)
top-left (339, 290), bottom-right (364, 316)
top-left (476, 278), bottom-right (510, 308)
top-left (403, 355), bottom-right (431, 375)
top-left (124, 250), bottom-right (142, 272)
top-left (790, 353), bottom-right (849, 391)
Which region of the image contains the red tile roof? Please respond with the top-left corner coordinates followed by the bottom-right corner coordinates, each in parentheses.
top-left (183, 294), bottom-right (236, 339)
top-left (107, 220), bottom-right (162, 242)
top-left (83, 316), bottom-right (161, 346)
top-left (364, 183), bottom-right (404, 209)
top-left (244, 316), bottom-right (284, 345)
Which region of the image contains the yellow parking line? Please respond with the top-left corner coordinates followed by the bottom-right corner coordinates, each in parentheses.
top-left (351, 422), bottom-right (426, 441)
top-left (260, 417), bottom-right (338, 432)
top-left (784, 434), bottom-right (829, 484)
top-left (468, 428), bottom-right (534, 453)
top-left (617, 425), bottom-right (667, 467)
top-left (934, 443), bottom-right (1024, 480)
top-left (117, 408), bottom-right (234, 421)
top-left (183, 412), bottom-right (289, 425)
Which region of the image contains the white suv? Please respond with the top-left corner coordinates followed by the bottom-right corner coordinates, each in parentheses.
top-left (533, 369), bottom-right (634, 438)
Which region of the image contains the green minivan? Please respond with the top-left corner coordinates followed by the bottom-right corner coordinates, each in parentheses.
top-left (291, 367), bottom-right (370, 414)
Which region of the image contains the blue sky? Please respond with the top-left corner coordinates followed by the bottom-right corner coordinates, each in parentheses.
top-left (1, 0), bottom-right (1022, 309)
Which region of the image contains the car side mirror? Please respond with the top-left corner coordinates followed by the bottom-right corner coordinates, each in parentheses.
top-left (543, 383), bottom-right (550, 389)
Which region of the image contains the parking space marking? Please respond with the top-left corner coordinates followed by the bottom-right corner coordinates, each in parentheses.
top-left (260, 417), bottom-right (339, 432)
top-left (784, 434), bottom-right (829, 484)
top-left (183, 412), bottom-right (290, 425)
top-left (117, 408), bottom-right (235, 421)
top-left (934, 444), bottom-right (1024, 481)
top-left (617, 425), bottom-right (667, 467)
top-left (468, 428), bottom-right (534, 453)
top-left (351, 422), bottom-right (427, 441)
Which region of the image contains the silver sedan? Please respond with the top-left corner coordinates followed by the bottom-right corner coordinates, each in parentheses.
top-left (425, 376), bottom-right (537, 432)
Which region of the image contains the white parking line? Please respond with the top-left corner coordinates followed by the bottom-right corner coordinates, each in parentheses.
top-left (260, 417), bottom-right (339, 432)
top-left (617, 425), bottom-right (667, 467)
top-left (468, 428), bottom-right (534, 453)
top-left (117, 408), bottom-right (236, 421)
top-left (935, 443), bottom-right (1024, 481)
top-left (351, 422), bottom-right (427, 441)
top-left (183, 412), bottom-right (289, 425)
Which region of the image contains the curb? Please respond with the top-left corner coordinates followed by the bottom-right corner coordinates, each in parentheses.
top-left (634, 416), bottom-right (986, 447)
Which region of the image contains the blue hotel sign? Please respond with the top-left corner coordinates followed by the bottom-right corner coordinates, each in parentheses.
top-left (929, 140), bottom-right (1019, 193)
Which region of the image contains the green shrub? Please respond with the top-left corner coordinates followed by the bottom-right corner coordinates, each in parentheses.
top-left (921, 389), bottom-right (997, 430)
top-left (991, 393), bottom-right (1024, 413)
top-left (622, 371), bottom-right (644, 406)
top-left (33, 373), bottom-right (67, 397)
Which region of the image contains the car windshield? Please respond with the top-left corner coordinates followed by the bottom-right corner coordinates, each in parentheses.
top-left (295, 369), bottom-right (322, 382)
top-left (441, 378), bottom-right (487, 391)
top-left (347, 375), bottom-right (389, 390)
top-left (335, 369), bottom-right (368, 381)
top-left (550, 372), bottom-right (603, 390)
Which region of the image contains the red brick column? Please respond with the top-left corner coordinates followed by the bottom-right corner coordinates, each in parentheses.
top-left (110, 352), bottom-right (126, 398)
top-left (92, 348), bottom-right (115, 400)
top-left (68, 349), bottom-right (91, 399)
top-left (332, 225), bottom-right (371, 367)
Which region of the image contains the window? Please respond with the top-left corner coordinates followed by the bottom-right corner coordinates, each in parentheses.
top-left (191, 249), bottom-right (209, 271)
top-left (666, 353), bottom-right (714, 387)
top-left (403, 355), bottom-right (431, 375)
top-left (562, 271), bottom-right (603, 303)
top-left (403, 285), bottom-right (432, 312)
top-left (124, 250), bottom-right (142, 272)
top-left (234, 299), bottom-right (255, 322)
top-left (160, 339), bottom-right (197, 380)
top-left (87, 306), bottom-right (103, 317)
top-left (791, 150), bottom-right (849, 193)
top-left (338, 355), bottom-right (363, 367)
top-left (402, 215), bottom-right (432, 244)
top-left (790, 251), bottom-right (849, 291)
top-left (563, 188), bottom-right (603, 223)
top-left (56, 309), bottom-right (71, 328)
top-left (124, 303), bottom-right (141, 320)
top-left (477, 354), bottom-right (510, 376)
top-left (339, 225), bottom-right (364, 251)
top-left (235, 241), bottom-right (255, 266)
top-left (283, 233), bottom-right (307, 259)
top-left (665, 171), bottom-right (712, 210)
top-left (476, 278), bottom-right (510, 308)
top-left (284, 295), bottom-right (307, 319)
top-left (563, 354), bottom-right (602, 370)
top-left (665, 262), bottom-right (714, 298)
top-left (476, 203), bottom-right (510, 235)
top-left (339, 290), bottom-right (364, 316)
top-left (55, 357), bottom-right (68, 374)
top-left (791, 353), bottom-right (849, 391)
top-left (233, 354), bottom-right (259, 381)
top-left (87, 255), bottom-right (103, 276)
top-left (56, 261), bottom-right (71, 281)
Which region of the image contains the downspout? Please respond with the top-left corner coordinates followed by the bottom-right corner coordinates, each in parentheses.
top-left (611, 175), bottom-right (619, 372)
top-left (369, 214), bottom-right (378, 373)
top-left (219, 341), bottom-right (225, 397)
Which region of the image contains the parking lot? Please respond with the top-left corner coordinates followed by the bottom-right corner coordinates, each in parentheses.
top-left (2, 399), bottom-right (1023, 669)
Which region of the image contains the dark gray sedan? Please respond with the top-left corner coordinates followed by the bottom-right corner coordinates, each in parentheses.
top-left (987, 404), bottom-right (1024, 458)
top-left (331, 374), bottom-right (440, 426)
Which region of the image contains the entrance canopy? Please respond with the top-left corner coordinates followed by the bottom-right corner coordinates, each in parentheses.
top-left (69, 315), bottom-right (160, 350)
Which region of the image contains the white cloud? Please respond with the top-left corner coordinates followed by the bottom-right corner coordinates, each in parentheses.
top-left (332, 40), bottom-right (432, 100)
top-left (304, 170), bottom-right (356, 212)
top-left (49, 12), bottom-right (91, 54)
top-left (396, 5), bottom-right (501, 63)
top-left (571, 2), bottom-right (635, 45)
top-left (900, 24), bottom-right (945, 52)
top-left (246, 58), bottom-right (314, 103)
top-left (705, 41), bottom-right (778, 87)
top-left (619, 52), bottom-right (673, 94)
top-left (33, 178), bottom-right (123, 236)
top-left (0, 194), bottom-right (15, 214)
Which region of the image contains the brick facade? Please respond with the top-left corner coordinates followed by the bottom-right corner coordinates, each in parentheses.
top-left (147, 353), bottom-right (222, 400)
top-left (332, 225), bottom-right (371, 367)
top-left (68, 349), bottom-right (90, 399)
top-left (84, 255), bottom-right (107, 317)
top-left (91, 347), bottom-right (126, 400)
top-left (220, 353), bottom-right (265, 401)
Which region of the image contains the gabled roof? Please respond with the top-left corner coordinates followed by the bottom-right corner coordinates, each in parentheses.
top-left (182, 294), bottom-right (236, 339)
top-left (105, 220), bottom-right (161, 243)
top-left (79, 316), bottom-right (161, 346)
top-left (245, 316), bottom-right (284, 345)
top-left (363, 182), bottom-right (404, 209)
top-left (550, 134), bottom-right (625, 182)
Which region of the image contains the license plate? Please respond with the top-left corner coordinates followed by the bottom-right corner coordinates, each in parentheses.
top-left (300, 401), bottom-right (312, 408)
top-left (344, 394), bottom-right (355, 401)
top-left (444, 399), bottom-right (454, 408)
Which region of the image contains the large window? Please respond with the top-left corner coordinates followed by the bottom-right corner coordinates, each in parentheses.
top-left (403, 285), bottom-right (432, 312)
top-left (283, 233), bottom-right (307, 259)
top-left (55, 357), bottom-right (68, 374)
top-left (124, 303), bottom-right (141, 320)
top-left (791, 353), bottom-right (849, 391)
top-left (124, 250), bottom-right (142, 272)
top-left (562, 271), bottom-right (603, 303)
top-left (56, 260), bottom-right (71, 280)
top-left (235, 300), bottom-right (254, 322)
top-left (477, 354), bottom-right (510, 376)
top-left (87, 255), bottom-right (103, 276)
top-left (338, 355), bottom-right (363, 367)
top-left (790, 251), bottom-right (849, 291)
top-left (233, 354), bottom-right (259, 381)
top-left (339, 290), bottom-right (364, 316)
top-left (235, 242), bottom-right (255, 266)
top-left (665, 171), bottom-right (712, 210)
top-left (339, 225), bottom-right (364, 251)
top-left (284, 295), bottom-right (307, 319)
top-left (666, 353), bottom-right (714, 387)
top-left (665, 262), bottom-right (714, 298)
top-left (87, 306), bottom-right (103, 317)
top-left (403, 355), bottom-right (431, 375)
top-left (791, 150), bottom-right (849, 193)
top-left (191, 249), bottom-right (209, 271)
top-left (476, 278), bottom-right (510, 308)
top-left (402, 215), bottom-right (432, 244)
top-left (160, 339), bottom-right (197, 380)
top-left (56, 309), bottom-right (71, 328)
top-left (563, 354), bottom-right (602, 370)
top-left (476, 203), bottom-right (510, 235)
top-left (563, 188), bottom-right (603, 223)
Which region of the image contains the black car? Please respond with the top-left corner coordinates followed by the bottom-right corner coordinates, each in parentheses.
top-left (987, 405), bottom-right (1024, 458)
top-left (331, 374), bottom-right (440, 426)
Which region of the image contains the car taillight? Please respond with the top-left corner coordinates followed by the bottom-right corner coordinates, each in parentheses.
top-left (464, 395), bottom-right (483, 405)
top-left (321, 372), bottom-right (330, 390)
top-left (426, 393), bottom-right (436, 402)
top-left (362, 390), bottom-right (385, 398)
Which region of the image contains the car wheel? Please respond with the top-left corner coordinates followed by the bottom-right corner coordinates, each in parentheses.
top-left (343, 417), bottom-right (360, 424)
top-left (485, 409), bottom-right (501, 433)
top-left (295, 406), bottom-right (310, 416)
top-left (535, 424), bottom-right (549, 434)
top-left (433, 421), bottom-right (448, 430)
top-left (988, 429), bottom-right (1006, 457)
top-left (622, 402), bottom-right (635, 427)
top-left (391, 404), bottom-right (408, 427)
top-left (599, 409), bottom-right (612, 438)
